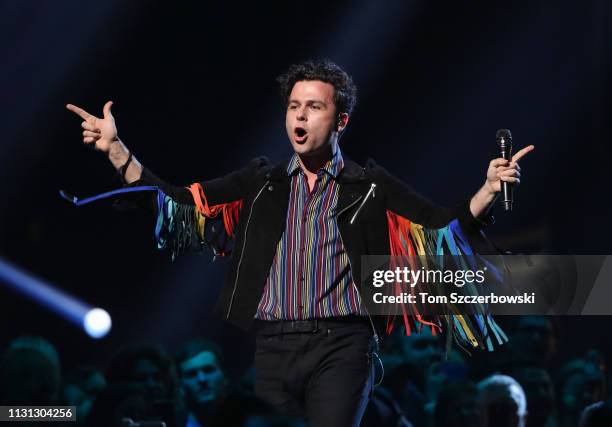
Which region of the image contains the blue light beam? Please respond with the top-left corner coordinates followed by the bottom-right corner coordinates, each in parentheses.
top-left (0, 257), bottom-right (111, 339)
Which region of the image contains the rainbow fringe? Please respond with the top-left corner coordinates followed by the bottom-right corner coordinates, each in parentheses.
top-left (386, 210), bottom-right (508, 352)
top-left (60, 185), bottom-right (507, 352)
top-left (155, 183), bottom-right (243, 260)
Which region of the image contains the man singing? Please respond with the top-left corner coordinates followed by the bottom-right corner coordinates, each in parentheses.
top-left (67, 60), bottom-right (533, 427)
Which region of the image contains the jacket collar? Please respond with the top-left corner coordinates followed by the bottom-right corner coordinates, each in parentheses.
top-left (337, 157), bottom-right (365, 183)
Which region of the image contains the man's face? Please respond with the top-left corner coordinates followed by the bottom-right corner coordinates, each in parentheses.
top-left (179, 351), bottom-right (225, 406)
top-left (285, 80), bottom-right (343, 157)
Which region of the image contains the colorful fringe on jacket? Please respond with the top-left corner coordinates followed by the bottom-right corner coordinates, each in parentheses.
top-left (386, 210), bottom-right (508, 352)
top-left (155, 183), bottom-right (243, 260)
top-left (61, 185), bottom-right (507, 351)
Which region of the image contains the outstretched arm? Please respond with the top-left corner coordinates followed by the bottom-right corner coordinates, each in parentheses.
top-left (65, 101), bottom-right (269, 258)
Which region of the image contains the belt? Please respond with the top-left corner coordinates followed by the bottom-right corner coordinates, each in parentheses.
top-left (255, 316), bottom-right (369, 336)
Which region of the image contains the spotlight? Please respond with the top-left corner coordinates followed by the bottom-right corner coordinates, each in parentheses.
top-left (83, 308), bottom-right (112, 339)
top-left (0, 257), bottom-right (112, 339)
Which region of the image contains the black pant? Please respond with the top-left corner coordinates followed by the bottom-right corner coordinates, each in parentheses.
top-left (254, 318), bottom-right (375, 427)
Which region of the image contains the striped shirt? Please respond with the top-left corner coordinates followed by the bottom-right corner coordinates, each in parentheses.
top-left (255, 146), bottom-right (364, 320)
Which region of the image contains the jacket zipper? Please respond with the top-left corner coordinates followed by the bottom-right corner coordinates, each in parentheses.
top-left (336, 195), bottom-right (363, 218)
top-left (350, 183), bottom-right (376, 224)
top-left (226, 180), bottom-right (270, 319)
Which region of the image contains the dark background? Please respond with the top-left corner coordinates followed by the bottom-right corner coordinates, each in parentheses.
top-left (1, 1), bottom-right (610, 376)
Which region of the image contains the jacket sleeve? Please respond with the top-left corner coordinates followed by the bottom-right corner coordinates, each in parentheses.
top-left (135, 156), bottom-right (269, 204)
top-left (369, 159), bottom-right (507, 352)
top-left (130, 156), bottom-right (269, 260)
top-left (368, 159), bottom-right (493, 234)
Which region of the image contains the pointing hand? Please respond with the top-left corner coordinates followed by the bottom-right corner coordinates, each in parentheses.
top-left (66, 101), bottom-right (118, 153)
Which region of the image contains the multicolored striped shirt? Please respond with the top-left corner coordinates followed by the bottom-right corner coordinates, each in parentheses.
top-left (255, 146), bottom-right (364, 320)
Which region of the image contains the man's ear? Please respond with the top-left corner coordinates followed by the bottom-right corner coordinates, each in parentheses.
top-left (337, 112), bottom-right (349, 132)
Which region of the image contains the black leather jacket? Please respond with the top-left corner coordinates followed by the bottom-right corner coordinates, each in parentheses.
top-left (137, 156), bottom-right (493, 338)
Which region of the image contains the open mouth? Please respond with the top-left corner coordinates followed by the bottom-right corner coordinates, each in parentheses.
top-left (294, 127), bottom-right (308, 143)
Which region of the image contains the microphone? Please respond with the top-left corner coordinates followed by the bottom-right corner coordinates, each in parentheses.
top-left (496, 129), bottom-right (513, 211)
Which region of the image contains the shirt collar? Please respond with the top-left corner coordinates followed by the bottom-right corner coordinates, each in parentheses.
top-left (287, 143), bottom-right (344, 179)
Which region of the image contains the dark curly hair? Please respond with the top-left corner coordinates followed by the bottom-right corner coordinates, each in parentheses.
top-left (277, 59), bottom-right (357, 116)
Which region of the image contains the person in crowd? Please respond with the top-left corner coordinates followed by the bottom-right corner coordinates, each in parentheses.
top-left (389, 326), bottom-right (468, 427)
top-left (477, 374), bottom-right (528, 427)
top-left (86, 343), bottom-right (186, 427)
top-left (0, 336), bottom-right (61, 407)
top-left (579, 400), bottom-right (612, 427)
top-left (61, 366), bottom-right (106, 423)
top-left (557, 358), bottom-right (606, 427)
top-left (433, 380), bottom-right (481, 427)
top-left (174, 338), bottom-right (229, 427)
top-left (7, 335), bottom-right (61, 374)
top-left (506, 365), bottom-right (556, 427)
top-left (505, 317), bottom-right (557, 368)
